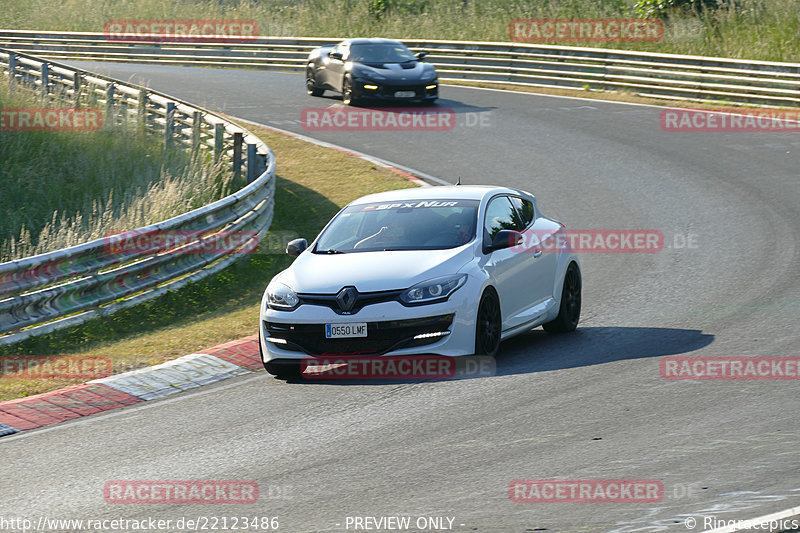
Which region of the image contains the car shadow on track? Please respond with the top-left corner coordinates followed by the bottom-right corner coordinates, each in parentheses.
top-left (314, 94), bottom-right (496, 115)
top-left (495, 326), bottom-right (714, 377)
top-left (280, 326), bottom-right (713, 386)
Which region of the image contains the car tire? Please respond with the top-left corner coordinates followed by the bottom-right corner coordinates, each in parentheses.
top-left (342, 77), bottom-right (357, 106)
top-left (475, 287), bottom-right (501, 357)
top-left (306, 67), bottom-right (324, 97)
top-left (543, 262), bottom-right (581, 333)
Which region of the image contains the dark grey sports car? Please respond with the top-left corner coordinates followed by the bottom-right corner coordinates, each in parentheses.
top-left (305, 38), bottom-right (438, 105)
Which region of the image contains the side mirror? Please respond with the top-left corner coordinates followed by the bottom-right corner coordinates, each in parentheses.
top-left (486, 230), bottom-right (523, 253)
top-left (416, 51), bottom-right (428, 61)
top-left (286, 238), bottom-right (308, 257)
top-left (329, 51), bottom-right (343, 60)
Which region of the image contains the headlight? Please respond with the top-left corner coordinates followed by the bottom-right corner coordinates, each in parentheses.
top-left (266, 282), bottom-right (300, 311)
top-left (421, 71), bottom-right (437, 81)
top-left (400, 274), bottom-right (467, 306)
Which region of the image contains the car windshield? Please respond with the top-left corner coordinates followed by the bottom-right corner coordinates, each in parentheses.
top-left (315, 199), bottom-right (479, 253)
top-left (348, 43), bottom-right (416, 63)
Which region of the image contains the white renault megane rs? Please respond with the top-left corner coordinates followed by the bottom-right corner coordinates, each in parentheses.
top-left (259, 185), bottom-right (581, 379)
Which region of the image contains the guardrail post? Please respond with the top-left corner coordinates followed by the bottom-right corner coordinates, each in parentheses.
top-left (257, 153), bottom-right (267, 175)
top-left (8, 53), bottom-right (16, 92)
top-left (164, 102), bottom-right (176, 149)
top-left (246, 143), bottom-right (257, 184)
top-left (214, 123), bottom-right (224, 161)
top-left (137, 90), bottom-right (147, 135)
top-left (233, 132), bottom-right (243, 185)
top-left (40, 62), bottom-right (49, 100)
top-left (72, 72), bottom-right (82, 107)
top-left (192, 111), bottom-right (202, 153)
top-left (105, 83), bottom-right (115, 128)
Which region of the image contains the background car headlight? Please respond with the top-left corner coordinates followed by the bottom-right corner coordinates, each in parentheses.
top-left (400, 274), bottom-right (467, 306)
top-left (266, 282), bottom-right (300, 311)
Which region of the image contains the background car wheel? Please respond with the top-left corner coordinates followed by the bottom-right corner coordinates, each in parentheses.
top-left (306, 67), bottom-right (324, 97)
top-left (264, 360), bottom-right (303, 381)
top-left (342, 77), bottom-right (356, 105)
top-left (543, 262), bottom-right (581, 333)
top-left (475, 288), bottom-right (501, 356)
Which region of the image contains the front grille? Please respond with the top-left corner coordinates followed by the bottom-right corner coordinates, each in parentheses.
top-left (265, 314), bottom-right (454, 356)
top-left (298, 289), bottom-right (403, 315)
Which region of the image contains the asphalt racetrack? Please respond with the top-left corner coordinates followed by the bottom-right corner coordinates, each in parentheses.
top-left (1, 61), bottom-right (798, 533)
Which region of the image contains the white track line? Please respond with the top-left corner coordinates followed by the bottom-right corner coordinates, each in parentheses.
top-left (441, 82), bottom-right (669, 109)
top-left (230, 115), bottom-right (453, 185)
top-left (231, 116), bottom-right (452, 186)
top-left (700, 504), bottom-right (800, 532)
top-left (443, 83), bottom-right (800, 124)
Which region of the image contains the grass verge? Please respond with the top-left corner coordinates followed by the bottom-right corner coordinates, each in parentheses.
top-left (1, 0), bottom-right (799, 62)
top-left (0, 121), bottom-right (416, 401)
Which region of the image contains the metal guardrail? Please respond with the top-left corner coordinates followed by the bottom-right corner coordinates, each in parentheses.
top-left (0, 30), bottom-right (799, 107)
top-left (0, 48), bottom-right (276, 345)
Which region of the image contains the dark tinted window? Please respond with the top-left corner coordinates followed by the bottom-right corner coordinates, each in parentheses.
top-left (483, 196), bottom-right (524, 242)
top-left (348, 43), bottom-right (416, 63)
top-left (509, 196), bottom-right (534, 228)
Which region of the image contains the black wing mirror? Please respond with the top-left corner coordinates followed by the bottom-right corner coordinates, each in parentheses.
top-left (416, 51), bottom-right (428, 61)
top-left (286, 238), bottom-right (308, 256)
top-left (329, 51), bottom-right (343, 60)
top-left (486, 230), bottom-right (523, 253)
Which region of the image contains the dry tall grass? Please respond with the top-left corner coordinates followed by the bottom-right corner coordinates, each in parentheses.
top-left (0, 0), bottom-right (798, 61)
top-left (0, 80), bottom-right (229, 262)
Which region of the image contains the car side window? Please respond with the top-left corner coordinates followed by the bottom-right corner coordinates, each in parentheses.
top-left (483, 196), bottom-right (523, 244)
top-left (508, 196), bottom-right (534, 229)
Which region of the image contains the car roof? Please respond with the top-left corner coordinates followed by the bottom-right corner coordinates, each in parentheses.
top-left (349, 185), bottom-right (534, 205)
top-left (342, 38), bottom-right (405, 46)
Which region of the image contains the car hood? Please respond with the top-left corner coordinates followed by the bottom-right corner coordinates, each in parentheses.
top-left (277, 245), bottom-right (473, 294)
top-left (353, 61), bottom-right (435, 81)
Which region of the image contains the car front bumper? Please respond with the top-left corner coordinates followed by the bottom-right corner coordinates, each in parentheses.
top-left (259, 287), bottom-right (478, 363)
top-left (352, 79), bottom-right (438, 102)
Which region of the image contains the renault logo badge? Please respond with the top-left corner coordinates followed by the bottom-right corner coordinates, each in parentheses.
top-left (336, 287), bottom-right (358, 312)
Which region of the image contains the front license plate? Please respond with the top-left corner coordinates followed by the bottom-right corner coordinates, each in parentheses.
top-left (395, 90), bottom-right (416, 98)
top-left (325, 323), bottom-right (368, 339)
